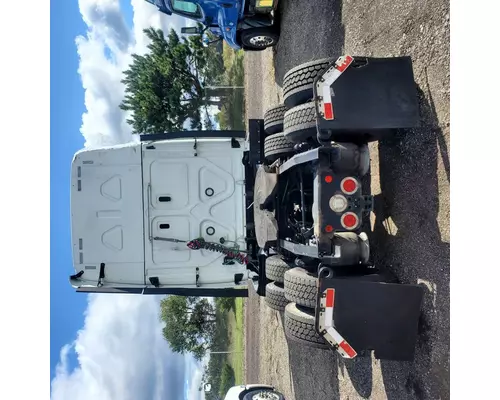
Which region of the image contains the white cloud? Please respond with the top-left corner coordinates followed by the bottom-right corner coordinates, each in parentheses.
top-left (75, 0), bottom-right (187, 148)
top-left (186, 356), bottom-right (205, 400)
top-left (51, 295), bottom-right (186, 400)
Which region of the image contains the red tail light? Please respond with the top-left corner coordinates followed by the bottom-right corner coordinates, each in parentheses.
top-left (341, 212), bottom-right (359, 230)
top-left (341, 177), bottom-right (358, 195)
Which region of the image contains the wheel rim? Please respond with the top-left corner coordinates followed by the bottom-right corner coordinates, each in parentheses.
top-left (252, 391), bottom-right (280, 400)
top-left (248, 35), bottom-right (275, 48)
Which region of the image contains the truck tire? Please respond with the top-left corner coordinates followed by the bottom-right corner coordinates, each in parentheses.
top-left (284, 102), bottom-right (381, 143)
top-left (264, 282), bottom-right (288, 311)
top-left (264, 105), bottom-right (287, 135)
top-left (240, 27), bottom-right (279, 50)
top-left (266, 255), bottom-right (291, 283)
top-left (284, 267), bottom-right (318, 308)
top-left (283, 58), bottom-right (334, 108)
top-left (263, 132), bottom-right (294, 162)
top-left (283, 102), bottom-right (317, 143)
top-left (242, 389), bottom-right (285, 400)
top-left (284, 303), bottom-right (328, 349)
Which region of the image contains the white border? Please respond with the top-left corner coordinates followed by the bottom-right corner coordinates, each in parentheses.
top-left (0, 0), bottom-right (49, 397)
top-left (0, 0), bottom-right (496, 397)
top-left (452, 0), bottom-right (500, 397)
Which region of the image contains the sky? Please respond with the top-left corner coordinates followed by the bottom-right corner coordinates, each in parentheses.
top-left (50, 0), bottom-right (203, 399)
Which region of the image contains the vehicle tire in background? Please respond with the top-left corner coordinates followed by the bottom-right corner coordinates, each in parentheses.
top-left (284, 267), bottom-right (318, 308)
top-left (283, 102), bottom-right (317, 143)
top-left (283, 58), bottom-right (334, 108)
top-left (242, 389), bottom-right (285, 400)
top-left (264, 105), bottom-right (288, 135)
top-left (263, 132), bottom-right (294, 162)
top-left (264, 282), bottom-right (288, 312)
top-left (240, 27), bottom-right (279, 50)
top-left (284, 303), bottom-right (328, 349)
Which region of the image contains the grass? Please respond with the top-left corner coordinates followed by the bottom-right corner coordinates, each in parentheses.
top-left (222, 41), bottom-right (237, 66)
top-left (215, 43), bottom-right (245, 131)
top-left (205, 298), bottom-right (244, 399)
top-left (226, 297), bottom-right (244, 384)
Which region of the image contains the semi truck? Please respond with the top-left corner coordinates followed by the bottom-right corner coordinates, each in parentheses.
top-left (144, 0), bottom-right (279, 51)
top-left (69, 55), bottom-right (424, 361)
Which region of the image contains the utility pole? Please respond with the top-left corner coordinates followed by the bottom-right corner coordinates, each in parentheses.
top-left (209, 350), bottom-right (244, 354)
top-left (205, 86), bottom-right (244, 90)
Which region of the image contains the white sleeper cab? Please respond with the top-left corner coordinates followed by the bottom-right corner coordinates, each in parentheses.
top-left (70, 137), bottom-right (256, 296)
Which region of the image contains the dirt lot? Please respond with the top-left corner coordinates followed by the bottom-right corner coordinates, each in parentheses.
top-left (243, 0), bottom-right (450, 399)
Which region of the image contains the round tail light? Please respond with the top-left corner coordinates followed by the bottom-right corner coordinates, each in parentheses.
top-left (341, 212), bottom-right (359, 230)
top-left (341, 177), bottom-right (358, 195)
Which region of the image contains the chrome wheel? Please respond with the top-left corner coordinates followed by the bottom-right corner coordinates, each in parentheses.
top-left (251, 391), bottom-right (281, 400)
top-left (248, 35), bottom-right (275, 48)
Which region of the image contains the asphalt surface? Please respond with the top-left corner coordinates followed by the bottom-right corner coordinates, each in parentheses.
top-left (243, 0), bottom-right (450, 399)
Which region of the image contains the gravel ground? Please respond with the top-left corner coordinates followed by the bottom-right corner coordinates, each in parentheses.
top-left (243, 0), bottom-right (450, 399)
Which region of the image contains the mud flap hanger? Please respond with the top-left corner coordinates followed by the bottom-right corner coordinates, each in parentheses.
top-left (317, 287), bottom-right (358, 358)
top-left (315, 55), bottom-right (355, 122)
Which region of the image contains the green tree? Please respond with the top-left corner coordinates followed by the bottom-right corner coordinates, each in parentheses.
top-left (219, 363), bottom-right (235, 397)
top-left (159, 296), bottom-right (218, 360)
top-left (120, 26), bottom-right (225, 134)
top-left (215, 297), bottom-right (234, 312)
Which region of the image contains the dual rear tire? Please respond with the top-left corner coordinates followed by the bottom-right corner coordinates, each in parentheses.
top-left (263, 57), bottom-right (370, 162)
top-left (263, 105), bottom-right (292, 162)
top-left (283, 268), bottom-right (329, 348)
top-left (279, 58), bottom-right (393, 144)
top-left (263, 256), bottom-right (292, 312)
top-left (263, 259), bottom-right (328, 348)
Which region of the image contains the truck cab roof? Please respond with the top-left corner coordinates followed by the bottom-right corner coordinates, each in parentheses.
top-left (70, 137), bottom-right (249, 292)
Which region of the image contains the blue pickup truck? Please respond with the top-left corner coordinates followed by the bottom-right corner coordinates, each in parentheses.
top-left (144, 0), bottom-right (279, 50)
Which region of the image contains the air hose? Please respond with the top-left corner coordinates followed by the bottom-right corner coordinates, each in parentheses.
top-left (153, 236), bottom-right (248, 265)
top-left (187, 238), bottom-right (248, 265)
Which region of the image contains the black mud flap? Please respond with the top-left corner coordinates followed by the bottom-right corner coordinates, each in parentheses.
top-left (316, 277), bottom-right (424, 361)
top-left (314, 56), bottom-right (420, 140)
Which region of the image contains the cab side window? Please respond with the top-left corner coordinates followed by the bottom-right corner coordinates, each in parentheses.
top-left (172, 0), bottom-right (201, 17)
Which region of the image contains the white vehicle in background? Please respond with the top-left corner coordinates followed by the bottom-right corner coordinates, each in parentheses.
top-left (224, 384), bottom-right (285, 400)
